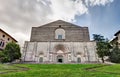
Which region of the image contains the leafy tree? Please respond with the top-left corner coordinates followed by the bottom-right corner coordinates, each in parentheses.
top-left (96, 42), bottom-right (111, 63)
top-left (4, 42), bottom-right (21, 62)
top-left (93, 34), bottom-right (105, 42)
top-left (93, 34), bottom-right (111, 63)
top-left (0, 51), bottom-right (5, 63)
top-left (0, 51), bottom-right (9, 63)
top-left (109, 46), bottom-right (120, 63)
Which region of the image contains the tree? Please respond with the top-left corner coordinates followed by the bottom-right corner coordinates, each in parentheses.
top-left (0, 51), bottom-right (9, 63)
top-left (93, 34), bottom-right (111, 63)
top-left (0, 51), bottom-right (3, 59)
top-left (96, 42), bottom-right (111, 63)
top-left (109, 46), bottom-right (120, 63)
top-left (4, 42), bottom-right (21, 62)
top-left (93, 34), bottom-right (105, 42)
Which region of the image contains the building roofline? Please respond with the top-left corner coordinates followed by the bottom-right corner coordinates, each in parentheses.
top-left (0, 28), bottom-right (17, 42)
top-left (110, 36), bottom-right (118, 43)
top-left (37, 20), bottom-right (87, 28)
top-left (114, 30), bottom-right (120, 36)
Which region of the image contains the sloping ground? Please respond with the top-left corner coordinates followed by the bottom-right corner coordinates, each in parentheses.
top-left (94, 64), bottom-right (120, 75)
top-left (0, 64), bottom-right (120, 77)
top-left (0, 64), bottom-right (29, 74)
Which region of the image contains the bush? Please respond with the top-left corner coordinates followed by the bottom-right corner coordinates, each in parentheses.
top-left (0, 51), bottom-right (9, 63)
top-left (0, 42), bottom-right (21, 63)
top-left (109, 47), bottom-right (120, 63)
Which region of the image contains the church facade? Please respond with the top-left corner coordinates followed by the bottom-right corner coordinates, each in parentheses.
top-left (22, 20), bottom-right (98, 63)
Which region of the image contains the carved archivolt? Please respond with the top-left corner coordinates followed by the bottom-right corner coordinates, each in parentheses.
top-left (54, 44), bottom-right (66, 52)
top-left (39, 51), bottom-right (44, 55)
top-left (76, 52), bottom-right (82, 55)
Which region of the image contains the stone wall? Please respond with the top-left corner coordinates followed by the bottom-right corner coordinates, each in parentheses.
top-left (22, 41), bottom-right (98, 63)
top-left (30, 20), bottom-right (90, 42)
top-left (23, 20), bottom-right (98, 63)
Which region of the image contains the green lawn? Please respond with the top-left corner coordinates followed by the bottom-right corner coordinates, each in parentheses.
top-left (0, 64), bottom-right (120, 77)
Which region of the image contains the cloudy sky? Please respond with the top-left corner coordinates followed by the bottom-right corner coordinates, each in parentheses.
top-left (0, 0), bottom-right (120, 46)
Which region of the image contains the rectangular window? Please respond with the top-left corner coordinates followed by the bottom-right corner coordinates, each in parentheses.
top-left (2, 42), bottom-right (4, 47)
top-left (58, 35), bottom-right (62, 39)
top-left (39, 57), bottom-right (43, 63)
top-left (8, 38), bottom-right (10, 41)
top-left (68, 55), bottom-right (71, 61)
top-left (0, 41), bottom-right (2, 46)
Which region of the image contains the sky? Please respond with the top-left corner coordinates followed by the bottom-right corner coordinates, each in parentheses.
top-left (0, 0), bottom-right (120, 47)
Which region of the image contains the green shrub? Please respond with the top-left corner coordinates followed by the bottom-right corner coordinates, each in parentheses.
top-left (0, 51), bottom-right (9, 63)
top-left (109, 47), bottom-right (120, 63)
top-left (0, 42), bottom-right (21, 63)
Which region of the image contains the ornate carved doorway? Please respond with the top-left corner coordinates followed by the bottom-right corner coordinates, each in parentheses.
top-left (54, 44), bottom-right (66, 63)
top-left (57, 55), bottom-right (63, 63)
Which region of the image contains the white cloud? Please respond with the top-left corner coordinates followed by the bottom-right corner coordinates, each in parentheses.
top-left (49, 0), bottom-right (88, 21)
top-left (85, 0), bottom-right (114, 6)
top-left (14, 32), bottom-right (29, 46)
top-left (0, 0), bottom-right (114, 46)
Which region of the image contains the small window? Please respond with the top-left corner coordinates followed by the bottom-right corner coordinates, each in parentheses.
top-left (58, 35), bottom-right (62, 39)
top-left (0, 41), bottom-right (2, 46)
top-left (68, 55), bottom-right (71, 61)
top-left (8, 38), bottom-right (10, 41)
top-left (50, 54), bottom-right (52, 61)
top-left (2, 42), bottom-right (4, 47)
top-left (2, 35), bottom-right (5, 38)
top-left (59, 25), bottom-right (61, 27)
top-left (39, 57), bottom-right (43, 63)
top-left (77, 57), bottom-right (81, 63)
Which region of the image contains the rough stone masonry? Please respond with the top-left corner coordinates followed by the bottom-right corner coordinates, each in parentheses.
top-left (22, 20), bottom-right (98, 63)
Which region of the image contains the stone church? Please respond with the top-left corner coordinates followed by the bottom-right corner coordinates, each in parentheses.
top-left (22, 20), bottom-right (98, 63)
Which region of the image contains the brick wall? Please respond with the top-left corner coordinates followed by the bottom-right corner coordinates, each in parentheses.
top-left (30, 20), bottom-right (90, 42)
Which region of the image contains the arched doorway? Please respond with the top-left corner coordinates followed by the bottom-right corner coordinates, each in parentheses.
top-left (54, 44), bottom-right (66, 63)
top-left (57, 55), bottom-right (63, 63)
top-left (39, 57), bottom-right (43, 63)
top-left (77, 57), bottom-right (81, 63)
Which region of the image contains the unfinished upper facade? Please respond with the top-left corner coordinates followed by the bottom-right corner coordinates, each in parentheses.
top-left (23, 20), bottom-right (98, 63)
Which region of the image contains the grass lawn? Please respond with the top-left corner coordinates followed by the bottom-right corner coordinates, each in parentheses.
top-left (0, 64), bottom-right (120, 77)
